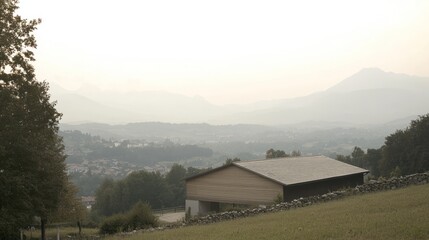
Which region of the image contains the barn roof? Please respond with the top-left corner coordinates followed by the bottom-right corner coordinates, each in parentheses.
top-left (186, 156), bottom-right (368, 186)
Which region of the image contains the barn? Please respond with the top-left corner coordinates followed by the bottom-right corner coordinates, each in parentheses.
top-left (185, 156), bottom-right (368, 216)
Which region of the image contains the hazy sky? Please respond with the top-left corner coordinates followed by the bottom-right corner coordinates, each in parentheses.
top-left (18, 0), bottom-right (429, 105)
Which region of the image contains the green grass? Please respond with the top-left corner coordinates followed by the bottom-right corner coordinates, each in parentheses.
top-left (22, 227), bottom-right (98, 239)
top-left (108, 184), bottom-right (429, 240)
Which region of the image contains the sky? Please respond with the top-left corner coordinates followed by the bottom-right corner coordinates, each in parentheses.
top-left (18, 0), bottom-right (429, 105)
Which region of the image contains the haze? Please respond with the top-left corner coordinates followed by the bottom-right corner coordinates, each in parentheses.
top-left (18, 0), bottom-right (429, 105)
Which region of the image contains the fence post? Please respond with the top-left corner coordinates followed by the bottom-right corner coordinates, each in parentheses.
top-left (57, 226), bottom-right (60, 240)
top-left (30, 226), bottom-right (34, 239)
top-left (20, 229), bottom-right (23, 240)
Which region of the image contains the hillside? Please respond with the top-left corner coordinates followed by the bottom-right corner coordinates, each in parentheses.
top-left (60, 118), bottom-right (412, 158)
top-left (113, 183), bottom-right (429, 240)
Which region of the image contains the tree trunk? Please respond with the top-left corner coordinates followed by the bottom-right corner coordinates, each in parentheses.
top-left (40, 218), bottom-right (47, 240)
top-left (77, 220), bottom-right (82, 237)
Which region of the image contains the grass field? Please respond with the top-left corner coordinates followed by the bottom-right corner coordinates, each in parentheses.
top-left (108, 184), bottom-right (429, 240)
top-left (22, 227), bottom-right (98, 240)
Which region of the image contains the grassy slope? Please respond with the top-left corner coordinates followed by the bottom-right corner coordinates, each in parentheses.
top-left (115, 184), bottom-right (429, 240)
top-left (22, 227), bottom-right (98, 240)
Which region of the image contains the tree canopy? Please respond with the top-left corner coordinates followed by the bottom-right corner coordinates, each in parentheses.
top-left (266, 149), bottom-right (301, 159)
top-left (93, 171), bottom-right (172, 217)
top-left (93, 165), bottom-right (211, 218)
top-left (337, 114), bottom-right (429, 177)
top-left (224, 157), bottom-right (241, 165)
top-left (0, 1), bottom-right (68, 238)
top-left (380, 114), bottom-right (429, 176)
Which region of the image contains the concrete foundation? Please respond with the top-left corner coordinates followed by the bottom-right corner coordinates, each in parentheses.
top-left (185, 200), bottom-right (220, 216)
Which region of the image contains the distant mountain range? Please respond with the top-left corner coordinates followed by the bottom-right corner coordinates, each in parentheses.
top-left (51, 68), bottom-right (429, 125)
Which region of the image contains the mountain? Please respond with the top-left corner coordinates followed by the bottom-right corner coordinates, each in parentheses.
top-left (327, 68), bottom-right (429, 93)
top-left (53, 92), bottom-right (138, 124)
top-left (49, 84), bottom-right (227, 123)
top-left (216, 68), bottom-right (429, 125)
top-left (50, 68), bottom-right (429, 125)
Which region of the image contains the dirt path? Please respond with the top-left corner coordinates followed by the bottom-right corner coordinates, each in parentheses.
top-left (157, 212), bottom-right (185, 223)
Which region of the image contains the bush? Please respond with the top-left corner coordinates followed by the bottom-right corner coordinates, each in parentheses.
top-left (126, 202), bottom-right (158, 230)
top-left (273, 193), bottom-right (284, 204)
top-left (82, 219), bottom-right (99, 228)
top-left (99, 201), bottom-right (157, 234)
top-left (100, 214), bottom-right (127, 234)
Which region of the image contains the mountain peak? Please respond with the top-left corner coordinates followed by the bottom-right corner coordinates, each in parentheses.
top-left (327, 68), bottom-right (429, 93)
top-left (356, 67), bottom-right (384, 74)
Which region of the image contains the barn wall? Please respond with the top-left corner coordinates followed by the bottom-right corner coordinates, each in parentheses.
top-left (283, 173), bottom-right (364, 201)
top-left (186, 165), bottom-right (283, 205)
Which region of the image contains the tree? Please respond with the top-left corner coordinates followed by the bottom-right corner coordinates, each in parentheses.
top-left (92, 179), bottom-right (116, 216)
top-left (365, 148), bottom-right (382, 176)
top-left (337, 114), bottom-right (429, 177)
top-left (224, 157), bottom-right (240, 165)
top-left (166, 164), bottom-right (186, 185)
top-left (266, 148), bottom-right (289, 159)
top-left (291, 150), bottom-right (301, 157)
top-left (351, 146), bottom-right (365, 167)
top-left (49, 181), bottom-right (87, 235)
top-left (185, 166), bottom-right (210, 178)
top-left (0, 1), bottom-right (67, 239)
top-left (93, 171), bottom-right (172, 217)
top-left (336, 154), bottom-right (351, 163)
top-left (380, 114), bottom-right (429, 176)
top-left (165, 164), bottom-right (186, 206)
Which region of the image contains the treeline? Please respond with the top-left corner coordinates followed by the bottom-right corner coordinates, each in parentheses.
top-left (337, 114), bottom-right (429, 177)
top-left (92, 165), bottom-right (208, 218)
top-left (266, 149), bottom-right (301, 159)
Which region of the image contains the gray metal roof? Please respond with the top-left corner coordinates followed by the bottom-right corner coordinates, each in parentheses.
top-left (233, 156), bottom-right (368, 186)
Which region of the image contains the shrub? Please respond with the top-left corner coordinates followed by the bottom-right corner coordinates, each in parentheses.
top-left (390, 166), bottom-right (402, 177)
top-left (126, 201), bottom-right (158, 230)
top-left (273, 193), bottom-right (284, 204)
top-left (99, 201), bottom-right (157, 234)
top-left (100, 214), bottom-right (127, 234)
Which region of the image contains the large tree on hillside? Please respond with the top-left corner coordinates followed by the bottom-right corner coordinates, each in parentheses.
top-left (0, 1), bottom-right (67, 239)
top-left (380, 114), bottom-right (429, 176)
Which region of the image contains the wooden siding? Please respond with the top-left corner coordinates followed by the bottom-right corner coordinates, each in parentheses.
top-left (186, 165), bottom-right (283, 205)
